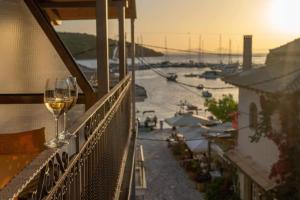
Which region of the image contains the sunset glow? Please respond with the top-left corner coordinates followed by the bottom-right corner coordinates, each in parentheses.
top-left (268, 0), bottom-right (300, 34)
top-left (57, 0), bottom-right (300, 53)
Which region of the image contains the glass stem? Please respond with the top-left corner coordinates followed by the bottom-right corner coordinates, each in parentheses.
top-left (55, 117), bottom-right (59, 141)
top-left (63, 112), bottom-right (67, 133)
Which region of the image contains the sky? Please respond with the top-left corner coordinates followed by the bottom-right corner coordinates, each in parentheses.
top-left (56, 0), bottom-right (300, 54)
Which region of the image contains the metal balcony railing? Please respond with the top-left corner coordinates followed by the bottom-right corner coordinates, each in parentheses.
top-left (0, 75), bottom-right (135, 200)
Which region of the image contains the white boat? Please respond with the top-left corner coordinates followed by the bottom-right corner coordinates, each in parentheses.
top-left (166, 73), bottom-right (178, 82)
top-left (196, 84), bottom-right (204, 90)
top-left (199, 70), bottom-right (220, 79)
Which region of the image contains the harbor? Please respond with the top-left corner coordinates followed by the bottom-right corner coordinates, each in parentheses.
top-left (135, 67), bottom-right (238, 121)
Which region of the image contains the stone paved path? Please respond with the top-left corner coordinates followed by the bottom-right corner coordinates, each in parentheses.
top-left (137, 129), bottom-right (204, 200)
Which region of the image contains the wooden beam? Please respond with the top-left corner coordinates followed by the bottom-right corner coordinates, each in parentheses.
top-left (96, 0), bottom-right (110, 98)
top-left (0, 94), bottom-right (86, 104)
top-left (39, 1), bottom-right (96, 8)
top-left (24, 0), bottom-right (96, 108)
top-left (118, 4), bottom-right (126, 80)
top-left (39, 0), bottom-right (127, 8)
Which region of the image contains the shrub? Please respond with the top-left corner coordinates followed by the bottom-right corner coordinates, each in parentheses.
top-left (205, 177), bottom-right (240, 200)
top-left (205, 94), bottom-right (237, 122)
top-left (172, 142), bottom-right (186, 156)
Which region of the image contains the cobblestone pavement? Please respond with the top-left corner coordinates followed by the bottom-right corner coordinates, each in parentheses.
top-left (137, 129), bottom-right (204, 200)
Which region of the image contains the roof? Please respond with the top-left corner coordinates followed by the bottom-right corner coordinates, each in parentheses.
top-left (224, 37), bottom-right (300, 94)
top-left (268, 38), bottom-right (300, 56)
top-left (38, 0), bottom-right (137, 20)
top-left (225, 149), bottom-right (278, 191)
top-left (223, 64), bottom-right (300, 94)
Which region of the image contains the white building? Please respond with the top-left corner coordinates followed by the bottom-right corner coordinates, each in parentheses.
top-left (223, 38), bottom-right (300, 200)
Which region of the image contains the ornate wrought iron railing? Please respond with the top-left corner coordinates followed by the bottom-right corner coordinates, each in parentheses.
top-left (0, 75), bottom-right (134, 200)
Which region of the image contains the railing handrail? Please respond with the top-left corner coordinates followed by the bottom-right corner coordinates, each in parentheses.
top-left (45, 74), bottom-right (132, 199)
top-left (69, 74), bottom-right (132, 136)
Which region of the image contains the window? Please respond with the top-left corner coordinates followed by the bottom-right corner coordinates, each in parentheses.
top-left (249, 103), bottom-right (258, 129)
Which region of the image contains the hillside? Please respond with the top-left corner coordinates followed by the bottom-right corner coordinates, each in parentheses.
top-left (58, 32), bottom-right (163, 60)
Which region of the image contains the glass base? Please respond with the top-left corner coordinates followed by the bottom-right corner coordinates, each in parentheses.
top-left (59, 130), bottom-right (75, 140)
top-left (45, 138), bottom-right (69, 148)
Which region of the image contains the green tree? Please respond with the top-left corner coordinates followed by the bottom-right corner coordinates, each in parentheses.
top-left (204, 94), bottom-right (237, 122)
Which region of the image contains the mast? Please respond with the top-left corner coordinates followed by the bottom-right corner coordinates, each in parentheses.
top-left (188, 33), bottom-right (191, 62)
top-left (228, 39), bottom-right (232, 64)
top-left (219, 34), bottom-right (223, 64)
top-left (164, 36), bottom-right (168, 62)
top-left (198, 35), bottom-right (202, 63)
top-left (140, 34), bottom-right (144, 59)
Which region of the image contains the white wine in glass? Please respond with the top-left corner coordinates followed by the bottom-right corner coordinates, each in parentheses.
top-left (44, 78), bottom-right (69, 148)
top-left (62, 77), bottom-right (78, 138)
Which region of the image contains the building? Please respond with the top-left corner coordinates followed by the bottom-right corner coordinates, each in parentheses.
top-left (0, 0), bottom-right (137, 199)
top-left (223, 38), bottom-right (300, 200)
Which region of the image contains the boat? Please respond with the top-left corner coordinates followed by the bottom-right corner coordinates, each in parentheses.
top-left (135, 84), bottom-right (147, 102)
top-left (166, 73), bottom-right (178, 82)
top-left (184, 73), bottom-right (198, 78)
top-left (199, 70), bottom-right (220, 79)
top-left (202, 90), bottom-right (212, 98)
top-left (196, 84), bottom-right (204, 90)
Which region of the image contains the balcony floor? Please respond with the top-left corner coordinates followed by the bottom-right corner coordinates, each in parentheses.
top-left (137, 129), bottom-right (204, 200)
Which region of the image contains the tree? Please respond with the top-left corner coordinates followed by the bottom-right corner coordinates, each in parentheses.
top-left (204, 94), bottom-right (237, 122)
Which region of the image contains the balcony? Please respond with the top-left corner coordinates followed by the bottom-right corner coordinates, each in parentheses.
top-left (0, 75), bottom-right (135, 199)
top-left (0, 0), bottom-right (137, 199)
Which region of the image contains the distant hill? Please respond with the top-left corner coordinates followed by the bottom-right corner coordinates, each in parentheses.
top-left (58, 32), bottom-right (163, 60)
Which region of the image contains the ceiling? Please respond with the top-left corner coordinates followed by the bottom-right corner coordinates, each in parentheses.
top-left (38, 0), bottom-right (136, 20)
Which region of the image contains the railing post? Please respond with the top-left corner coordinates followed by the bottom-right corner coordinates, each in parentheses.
top-left (96, 0), bottom-right (110, 98)
top-left (131, 18), bottom-right (136, 131)
top-left (118, 3), bottom-right (126, 80)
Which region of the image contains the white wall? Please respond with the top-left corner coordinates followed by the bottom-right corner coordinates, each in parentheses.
top-left (0, 0), bottom-right (84, 140)
top-left (237, 88), bottom-right (279, 172)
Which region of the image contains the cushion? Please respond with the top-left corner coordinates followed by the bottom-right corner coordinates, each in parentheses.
top-left (0, 128), bottom-right (45, 154)
top-left (0, 154), bottom-right (37, 189)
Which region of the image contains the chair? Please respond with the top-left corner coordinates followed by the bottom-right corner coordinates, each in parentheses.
top-left (0, 128), bottom-right (45, 189)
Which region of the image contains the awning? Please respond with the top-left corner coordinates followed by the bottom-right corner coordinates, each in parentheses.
top-left (186, 140), bottom-right (208, 153)
top-left (177, 126), bottom-right (209, 140)
top-left (165, 113), bottom-right (202, 127)
top-left (165, 113), bottom-right (220, 127)
top-left (225, 149), bottom-right (278, 191)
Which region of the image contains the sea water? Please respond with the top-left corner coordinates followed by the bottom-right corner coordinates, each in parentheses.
top-left (77, 54), bottom-right (265, 121)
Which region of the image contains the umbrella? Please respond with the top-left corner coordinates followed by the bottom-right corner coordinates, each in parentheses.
top-left (165, 113), bottom-right (203, 127)
top-left (177, 126), bottom-right (209, 140)
top-left (186, 139), bottom-right (208, 153)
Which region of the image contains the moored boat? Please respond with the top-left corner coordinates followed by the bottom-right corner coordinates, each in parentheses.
top-left (166, 73), bottom-right (178, 82)
top-left (202, 90), bottom-right (212, 98)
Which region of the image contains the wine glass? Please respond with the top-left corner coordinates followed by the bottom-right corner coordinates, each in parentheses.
top-left (62, 76), bottom-right (78, 138)
top-left (44, 78), bottom-right (69, 148)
